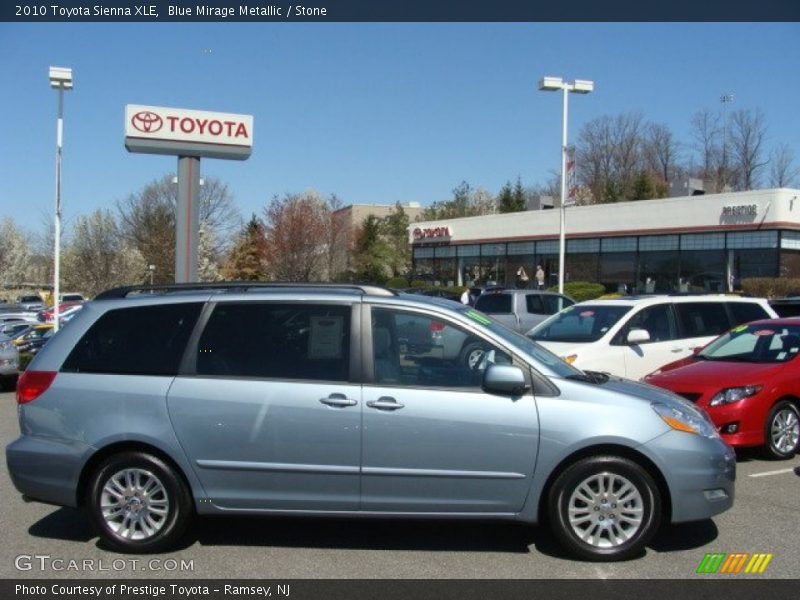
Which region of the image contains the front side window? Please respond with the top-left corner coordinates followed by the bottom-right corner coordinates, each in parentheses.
top-left (196, 303), bottom-right (351, 382)
top-left (62, 303), bottom-right (203, 375)
top-left (615, 304), bottom-right (677, 344)
top-left (371, 307), bottom-right (510, 388)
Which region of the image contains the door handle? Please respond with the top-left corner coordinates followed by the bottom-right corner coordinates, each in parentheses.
top-left (319, 393), bottom-right (357, 408)
top-left (366, 396), bottom-right (405, 411)
top-left (670, 348), bottom-right (684, 353)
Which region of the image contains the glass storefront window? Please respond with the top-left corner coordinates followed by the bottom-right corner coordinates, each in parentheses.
top-left (637, 251), bottom-right (679, 293)
top-left (566, 254), bottom-right (599, 283)
top-left (599, 252), bottom-right (636, 293)
top-left (680, 250), bottom-right (725, 293)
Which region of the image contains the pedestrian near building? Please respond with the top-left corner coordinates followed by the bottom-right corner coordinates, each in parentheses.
top-left (535, 265), bottom-right (545, 290)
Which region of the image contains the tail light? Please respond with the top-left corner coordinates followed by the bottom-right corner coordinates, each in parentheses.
top-left (430, 321), bottom-right (445, 332)
top-left (17, 371), bottom-right (57, 405)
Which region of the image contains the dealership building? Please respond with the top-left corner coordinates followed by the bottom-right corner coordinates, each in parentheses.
top-left (409, 188), bottom-right (800, 293)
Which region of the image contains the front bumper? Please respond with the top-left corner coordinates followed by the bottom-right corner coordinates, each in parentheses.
top-left (6, 435), bottom-right (91, 508)
top-left (644, 430), bottom-right (736, 523)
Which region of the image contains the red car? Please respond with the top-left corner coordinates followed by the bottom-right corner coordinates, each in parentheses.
top-left (644, 318), bottom-right (800, 459)
top-left (38, 301), bottom-right (82, 323)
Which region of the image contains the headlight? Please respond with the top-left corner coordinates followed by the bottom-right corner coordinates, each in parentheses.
top-left (0, 341), bottom-right (10, 351)
top-left (709, 385), bottom-right (762, 407)
top-left (652, 402), bottom-right (718, 438)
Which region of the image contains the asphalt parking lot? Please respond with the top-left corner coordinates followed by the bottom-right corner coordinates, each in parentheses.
top-left (1, 390), bottom-right (798, 579)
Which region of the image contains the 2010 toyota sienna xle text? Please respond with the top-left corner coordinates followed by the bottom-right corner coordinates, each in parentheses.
top-left (6, 283), bottom-right (735, 561)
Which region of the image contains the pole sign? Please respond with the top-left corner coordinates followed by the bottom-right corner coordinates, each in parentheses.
top-left (124, 103), bottom-right (253, 284)
top-left (125, 104), bottom-right (253, 160)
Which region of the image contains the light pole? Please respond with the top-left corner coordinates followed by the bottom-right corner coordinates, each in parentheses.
top-left (538, 76), bottom-right (593, 294)
top-left (148, 264), bottom-right (156, 285)
top-left (49, 66), bottom-right (73, 332)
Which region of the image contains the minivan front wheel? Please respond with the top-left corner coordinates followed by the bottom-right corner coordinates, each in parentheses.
top-left (86, 451), bottom-right (192, 553)
top-left (548, 456), bottom-right (661, 562)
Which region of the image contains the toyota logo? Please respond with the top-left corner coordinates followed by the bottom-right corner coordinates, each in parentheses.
top-left (131, 111), bottom-right (163, 133)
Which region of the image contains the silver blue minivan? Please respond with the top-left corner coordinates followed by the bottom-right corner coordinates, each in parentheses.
top-left (6, 283), bottom-right (735, 561)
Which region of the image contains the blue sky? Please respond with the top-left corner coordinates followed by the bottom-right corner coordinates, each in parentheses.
top-left (1, 22), bottom-right (798, 234)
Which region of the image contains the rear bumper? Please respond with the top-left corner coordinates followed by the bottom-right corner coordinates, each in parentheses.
top-left (644, 430), bottom-right (736, 523)
top-left (6, 435), bottom-right (90, 508)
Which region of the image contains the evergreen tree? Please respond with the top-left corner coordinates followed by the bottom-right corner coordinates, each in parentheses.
top-left (221, 215), bottom-right (269, 281)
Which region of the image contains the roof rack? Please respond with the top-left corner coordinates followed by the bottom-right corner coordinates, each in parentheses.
top-left (94, 282), bottom-right (396, 300)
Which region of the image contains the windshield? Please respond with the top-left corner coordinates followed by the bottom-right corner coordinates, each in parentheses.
top-left (528, 304), bottom-right (632, 343)
top-left (699, 323), bottom-right (800, 363)
top-left (458, 307), bottom-right (584, 378)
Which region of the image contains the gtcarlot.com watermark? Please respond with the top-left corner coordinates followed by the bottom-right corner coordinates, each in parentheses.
top-left (14, 554), bottom-right (194, 572)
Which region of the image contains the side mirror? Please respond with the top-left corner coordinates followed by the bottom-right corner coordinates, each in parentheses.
top-left (627, 328), bottom-right (650, 345)
top-left (692, 346), bottom-right (702, 355)
top-left (483, 364), bottom-right (530, 396)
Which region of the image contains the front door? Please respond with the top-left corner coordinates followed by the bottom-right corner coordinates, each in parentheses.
top-left (617, 303), bottom-right (681, 379)
top-left (360, 306), bottom-right (539, 513)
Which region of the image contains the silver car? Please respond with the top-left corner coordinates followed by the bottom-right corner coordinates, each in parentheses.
top-left (0, 333), bottom-right (19, 390)
top-left (6, 283), bottom-right (735, 561)
top-left (475, 289), bottom-right (574, 333)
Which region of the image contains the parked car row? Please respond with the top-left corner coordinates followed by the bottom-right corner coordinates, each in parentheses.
top-left (525, 295), bottom-right (799, 458)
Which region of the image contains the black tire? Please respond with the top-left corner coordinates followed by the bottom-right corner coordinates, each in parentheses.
top-left (763, 401), bottom-right (800, 460)
top-left (458, 342), bottom-right (486, 371)
top-left (548, 456), bottom-right (661, 562)
top-left (86, 451), bottom-right (193, 553)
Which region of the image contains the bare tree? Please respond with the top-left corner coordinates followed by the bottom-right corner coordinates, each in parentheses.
top-left (690, 108), bottom-right (721, 188)
top-left (769, 143), bottom-right (799, 188)
top-left (421, 181), bottom-right (496, 220)
top-left (117, 174), bottom-right (241, 282)
top-left (577, 112), bottom-right (645, 202)
top-left (117, 178), bottom-right (175, 283)
top-left (729, 108), bottom-right (768, 190)
top-left (263, 191), bottom-right (331, 281)
top-left (643, 122), bottom-right (680, 190)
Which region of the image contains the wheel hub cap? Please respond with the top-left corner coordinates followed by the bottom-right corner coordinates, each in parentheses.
top-left (771, 409), bottom-right (799, 454)
top-left (101, 468), bottom-right (170, 541)
top-left (567, 472), bottom-right (644, 548)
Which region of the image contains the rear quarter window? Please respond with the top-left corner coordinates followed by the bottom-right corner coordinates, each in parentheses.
top-left (674, 302), bottom-right (731, 339)
top-left (61, 303), bottom-right (203, 375)
top-left (728, 301), bottom-right (770, 325)
top-left (475, 294), bottom-right (513, 314)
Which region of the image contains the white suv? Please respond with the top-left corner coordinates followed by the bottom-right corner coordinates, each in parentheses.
top-left (528, 295), bottom-right (777, 380)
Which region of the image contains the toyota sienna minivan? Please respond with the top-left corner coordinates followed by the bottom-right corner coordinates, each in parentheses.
top-left (6, 283), bottom-right (735, 561)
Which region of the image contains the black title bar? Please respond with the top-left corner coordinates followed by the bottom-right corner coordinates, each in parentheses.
top-left (4, 0), bottom-right (800, 22)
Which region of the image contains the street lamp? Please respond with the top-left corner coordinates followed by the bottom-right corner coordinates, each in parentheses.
top-left (49, 66), bottom-right (73, 332)
top-left (148, 264), bottom-right (156, 285)
top-left (538, 76), bottom-right (593, 294)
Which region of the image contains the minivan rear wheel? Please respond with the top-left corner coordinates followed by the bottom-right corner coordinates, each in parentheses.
top-left (548, 456), bottom-right (661, 562)
top-left (86, 451), bottom-right (192, 553)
